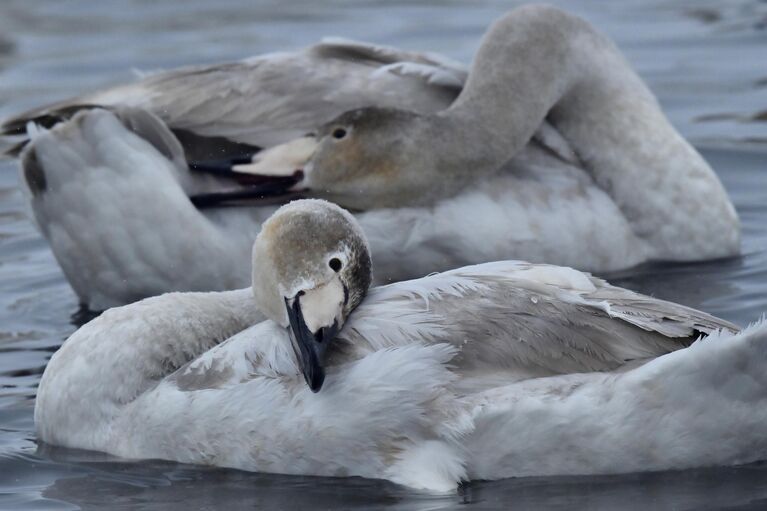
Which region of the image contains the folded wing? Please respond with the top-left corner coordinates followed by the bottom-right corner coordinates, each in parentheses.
top-left (340, 261), bottom-right (738, 378)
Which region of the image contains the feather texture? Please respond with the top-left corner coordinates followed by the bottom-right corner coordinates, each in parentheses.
top-left (35, 260), bottom-right (759, 492)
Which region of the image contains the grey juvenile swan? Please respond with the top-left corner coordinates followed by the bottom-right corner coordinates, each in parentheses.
top-left (3, 5), bottom-right (739, 309)
top-left (36, 199), bottom-right (767, 492)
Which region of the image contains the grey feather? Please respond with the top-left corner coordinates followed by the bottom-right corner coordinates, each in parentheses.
top-left (335, 262), bottom-right (738, 381)
top-left (1, 39), bottom-right (576, 167)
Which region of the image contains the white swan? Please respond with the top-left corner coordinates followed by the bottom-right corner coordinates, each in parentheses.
top-left (37, 199), bottom-right (766, 492)
top-left (6, 5), bottom-right (739, 310)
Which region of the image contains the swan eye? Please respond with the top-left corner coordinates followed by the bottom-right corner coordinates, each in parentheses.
top-left (329, 258), bottom-right (342, 272)
top-left (332, 128), bottom-right (347, 140)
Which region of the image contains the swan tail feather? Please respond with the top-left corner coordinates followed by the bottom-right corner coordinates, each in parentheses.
top-left (18, 108), bottom-right (233, 309)
top-left (465, 319), bottom-right (767, 480)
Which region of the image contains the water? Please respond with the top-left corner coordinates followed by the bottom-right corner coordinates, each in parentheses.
top-left (0, 0), bottom-right (766, 509)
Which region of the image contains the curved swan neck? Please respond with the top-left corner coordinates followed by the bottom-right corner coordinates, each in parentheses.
top-left (435, 5), bottom-right (738, 259)
top-left (440, 6), bottom-right (576, 163)
top-left (35, 289), bottom-right (262, 448)
top-left (435, 6), bottom-right (578, 171)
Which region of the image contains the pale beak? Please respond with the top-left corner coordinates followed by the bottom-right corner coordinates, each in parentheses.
top-left (232, 136), bottom-right (317, 177)
top-left (189, 136), bottom-right (318, 208)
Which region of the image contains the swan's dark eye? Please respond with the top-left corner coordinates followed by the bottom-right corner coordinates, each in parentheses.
top-left (329, 258), bottom-right (342, 272)
top-left (332, 128), bottom-right (347, 140)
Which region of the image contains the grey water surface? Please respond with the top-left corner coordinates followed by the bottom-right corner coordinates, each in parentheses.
top-left (1, 0), bottom-right (767, 509)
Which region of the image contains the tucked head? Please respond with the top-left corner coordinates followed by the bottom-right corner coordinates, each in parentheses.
top-left (252, 199), bottom-right (372, 392)
top-left (227, 107), bottom-right (444, 209)
top-left (304, 107), bottom-right (431, 207)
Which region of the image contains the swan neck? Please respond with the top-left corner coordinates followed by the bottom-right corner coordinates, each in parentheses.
top-left (439, 5), bottom-right (581, 170)
top-left (432, 6), bottom-right (738, 257)
top-left (35, 289), bottom-right (262, 448)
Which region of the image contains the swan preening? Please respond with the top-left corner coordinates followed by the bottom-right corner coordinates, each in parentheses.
top-left (17, 3), bottom-right (758, 492)
top-left (36, 199), bottom-right (767, 492)
top-left (3, 5), bottom-right (739, 310)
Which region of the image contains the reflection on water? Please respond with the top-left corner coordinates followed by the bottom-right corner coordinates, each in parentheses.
top-left (6, 443), bottom-right (767, 510)
top-left (0, 0), bottom-right (766, 509)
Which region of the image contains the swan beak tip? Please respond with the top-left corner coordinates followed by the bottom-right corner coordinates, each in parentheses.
top-left (285, 297), bottom-right (339, 392)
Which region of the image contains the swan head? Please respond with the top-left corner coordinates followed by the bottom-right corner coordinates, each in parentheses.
top-left (252, 199), bottom-right (372, 392)
top-left (303, 107), bottom-right (431, 207)
top-left (230, 107), bottom-right (436, 210)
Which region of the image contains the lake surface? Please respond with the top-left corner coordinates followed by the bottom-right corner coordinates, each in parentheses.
top-left (1, 0), bottom-right (767, 509)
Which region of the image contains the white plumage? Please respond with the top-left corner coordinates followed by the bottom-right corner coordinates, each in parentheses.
top-left (5, 6), bottom-right (739, 310)
top-left (37, 256), bottom-right (763, 492)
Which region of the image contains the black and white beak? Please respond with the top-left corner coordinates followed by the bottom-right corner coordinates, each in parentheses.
top-left (189, 136), bottom-right (317, 208)
top-left (284, 293), bottom-right (340, 392)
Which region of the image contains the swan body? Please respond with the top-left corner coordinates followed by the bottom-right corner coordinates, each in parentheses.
top-left (36, 258), bottom-right (767, 492)
top-left (7, 5), bottom-right (740, 310)
top-left (35, 200), bottom-right (758, 492)
top-left (22, 108), bottom-right (646, 309)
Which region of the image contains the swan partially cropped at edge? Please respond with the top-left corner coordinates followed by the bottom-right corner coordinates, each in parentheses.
top-left (36, 199), bottom-right (767, 492)
top-left (6, 5), bottom-right (739, 310)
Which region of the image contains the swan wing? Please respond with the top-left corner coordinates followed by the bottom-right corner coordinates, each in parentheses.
top-left (2, 39), bottom-right (465, 155)
top-left (3, 38), bottom-right (581, 167)
top-left (340, 261), bottom-right (738, 377)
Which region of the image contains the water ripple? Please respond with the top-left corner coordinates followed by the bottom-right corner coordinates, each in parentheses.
top-left (0, 0), bottom-right (766, 509)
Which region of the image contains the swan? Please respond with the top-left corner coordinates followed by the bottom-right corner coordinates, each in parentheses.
top-left (36, 199), bottom-right (767, 492)
top-left (5, 5), bottom-right (739, 310)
